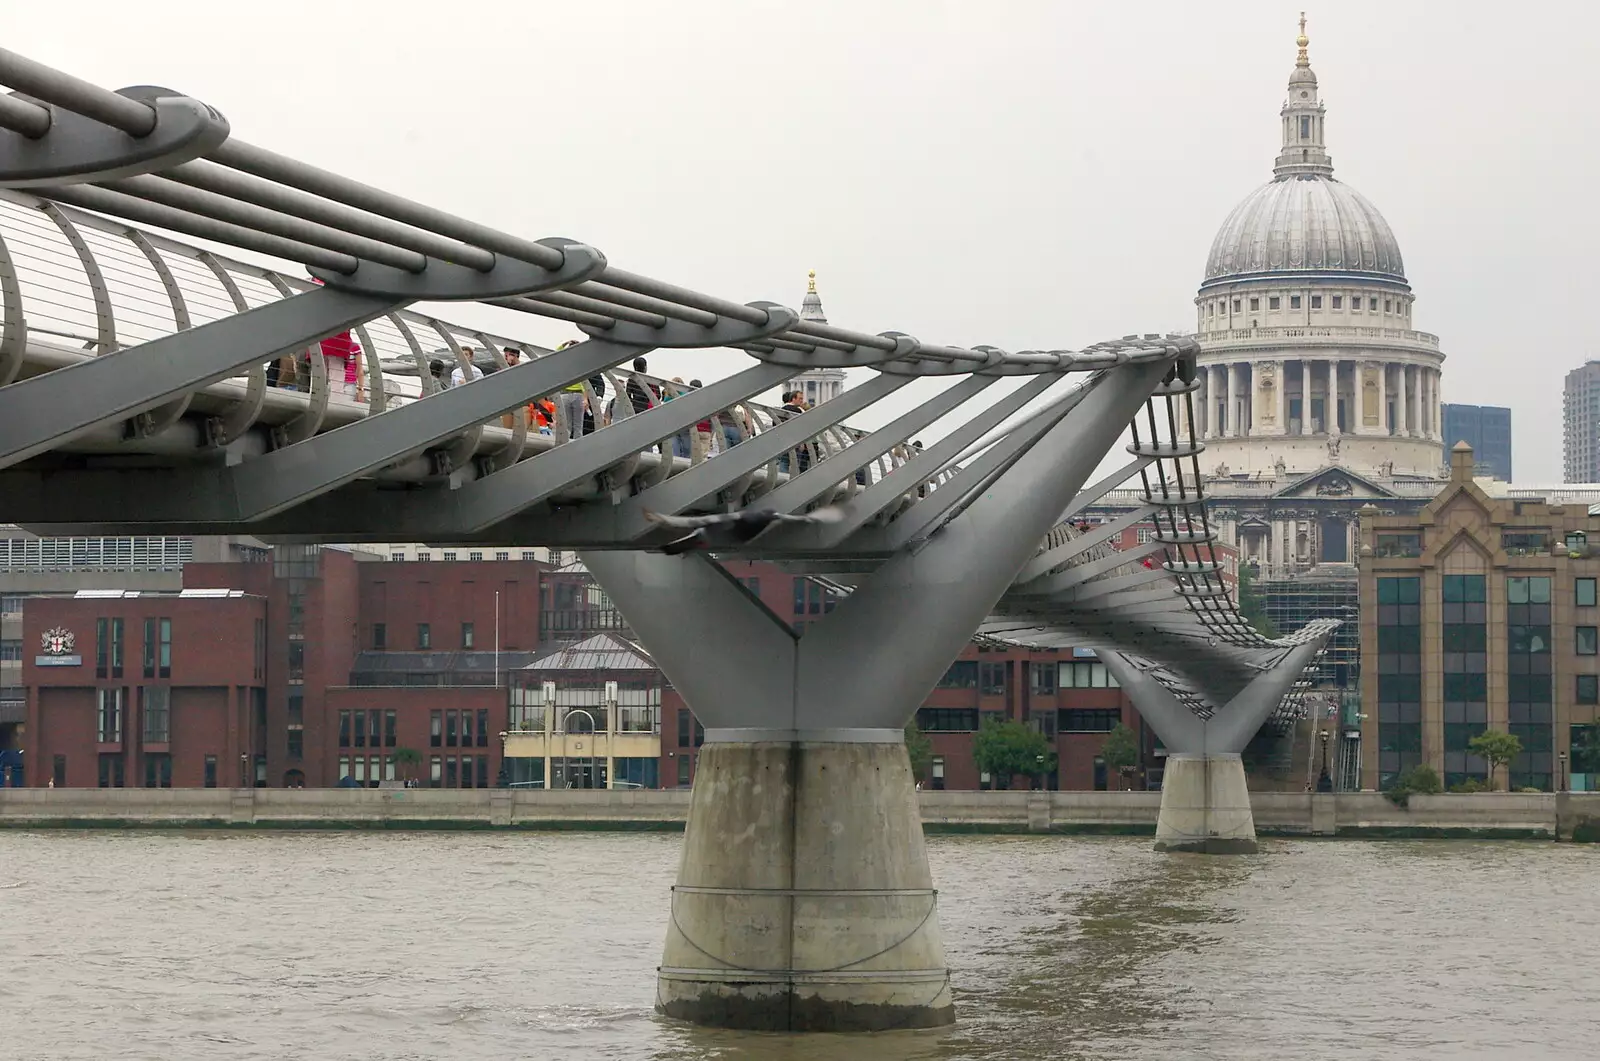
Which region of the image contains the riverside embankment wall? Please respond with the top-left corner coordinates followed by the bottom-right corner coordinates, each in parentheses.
top-left (2, 788), bottom-right (1599, 839)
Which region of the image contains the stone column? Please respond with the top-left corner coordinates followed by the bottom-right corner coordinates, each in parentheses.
top-left (1378, 361), bottom-right (1390, 435)
top-left (1400, 365), bottom-right (1413, 437)
top-left (1275, 359), bottom-right (1288, 435)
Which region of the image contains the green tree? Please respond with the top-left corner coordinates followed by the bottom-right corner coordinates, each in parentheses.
top-left (1573, 725), bottom-right (1600, 776)
top-left (393, 746), bottom-right (423, 784)
top-left (1236, 563), bottom-right (1279, 638)
top-left (1100, 723), bottom-right (1139, 790)
top-left (904, 720), bottom-right (933, 784)
top-left (1468, 730), bottom-right (1522, 791)
top-left (973, 717), bottom-right (1057, 790)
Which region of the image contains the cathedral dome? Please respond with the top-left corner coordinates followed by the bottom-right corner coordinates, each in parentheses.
top-left (1199, 15), bottom-right (1407, 291)
top-left (1202, 175), bottom-right (1406, 287)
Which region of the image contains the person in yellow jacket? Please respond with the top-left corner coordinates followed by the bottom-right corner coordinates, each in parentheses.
top-left (553, 339), bottom-right (588, 441)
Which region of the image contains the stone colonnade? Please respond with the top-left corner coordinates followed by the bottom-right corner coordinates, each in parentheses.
top-left (1194, 359), bottom-right (1441, 442)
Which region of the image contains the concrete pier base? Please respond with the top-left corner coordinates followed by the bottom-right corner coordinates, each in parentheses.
top-left (656, 740), bottom-right (954, 1031)
top-left (1153, 752), bottom-right (1258, 854)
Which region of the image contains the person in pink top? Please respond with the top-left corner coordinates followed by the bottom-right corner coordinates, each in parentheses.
top-left (309, 276), bottom-right (364, 401)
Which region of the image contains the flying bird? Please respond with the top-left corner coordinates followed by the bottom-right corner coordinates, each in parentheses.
top-left (643, 506), bottom-right (846, 555)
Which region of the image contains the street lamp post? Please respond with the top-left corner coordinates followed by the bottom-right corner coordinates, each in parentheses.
top-left (1317, 729), bottom-right (1332, 793)
top-left (1558, 751), bottom-right (1569, 793)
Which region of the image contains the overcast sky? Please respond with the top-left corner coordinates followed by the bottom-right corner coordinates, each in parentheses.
top-left (12, 0), bottom-right (1595, 481)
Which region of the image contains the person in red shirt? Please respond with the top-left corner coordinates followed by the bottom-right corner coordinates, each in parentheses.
top-left (308, 277), bottom-right (364, 402)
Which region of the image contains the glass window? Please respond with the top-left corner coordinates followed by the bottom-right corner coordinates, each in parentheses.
top-left (373, 623), bottom-right (386, 649)
top-left (203, 755), bottom-right (217, 788)
top-left (287, 728), bottom-right (303, 759)
top-left (385, 710), bottom-right (397, 747)
top-left (1058, 708), bottom-right (1121, 732)
top-left (915, 707), bottom-right (980, 732)
top-left (157, 618), bottom-right (170, 677)
top-left (979, 661), bottom-right (1007, 695)
top-left (1578, 627), bottom-right (1598, 655)
top-left (339, 711), bottom-right (351, 748)
top-left (1576, 675), bottom-right (1599, 704)
top-left (468, 552), bottom-right (483, 562)
top-left (429, 710), bottom-right (442, 747)
top-left (141, 686), bottom-right (170, 744)
top-left (477, 709), bottom-right (490, 747)
top-left (446, 710), bottom-right (458, 747)
top-left (1268, 296), bottom-right (1281, 310)
top-left (936, 661), bottom-right (979, 689)
top-left (1369, 298), bottom-right (1379, 310)
top-left (1249, 297), bottom-right (1260, 311)
top-left (1029, 663), bottom-right (1057, 695)
top-left (1332, 295), bottom-right (1343, 309)
top-left (142, 617), bottom-right (156, 678)
top-left (1578, 579), bottom-right (1597, 608)
top-left (461, 622), bottom-right (474, 649)
top-left (110, 618), bottom-right (124, 678)
top-left (1290, 295), bottom-right (1302, 309)
top-left (417, 623), bottom-right (431, 649)
top-left (1231, 298), bottom-right (1240, 312)
top-left (1310, 295), bottom-right (1322, 309)
top-left (676, 755), bottom-right (691, 786)
top-left (430, 756), bottom-right (442, 787)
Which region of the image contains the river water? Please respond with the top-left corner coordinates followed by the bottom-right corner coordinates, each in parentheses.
top-left (1, 831), bottom-right (1594, 1060)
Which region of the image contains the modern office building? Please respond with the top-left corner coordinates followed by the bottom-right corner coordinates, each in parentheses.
top-left (1359, 443), bottom-right (1600, 792)
top-left (1442, 403), bottom-right (1513, 481)
top-left (1563, 361), bottom-right (1600, 484)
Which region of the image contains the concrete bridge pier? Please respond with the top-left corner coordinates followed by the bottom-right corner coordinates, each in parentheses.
top-left (579, 359), bottom-right (1172, 1030)
top-left (1101, 640), bottom-right (1326, 854)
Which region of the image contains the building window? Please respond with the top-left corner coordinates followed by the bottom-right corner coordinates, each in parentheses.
top-left (53, 755), bottom-right (67, 787)
top-left (496, 551), bottom-right (510, 561)
top-left (353, 709), bottom-right (366, 747)
top-left (98, 753), bottom-right (125, 788)
top-left (915, 707), bottom-right (979, 732)
top-left (477, 709), bottom-right (489, 748)
top-left (930, 756), bottom-right (946, 791)
top-left (1029, 663), bottom-right (1057, 695)
top-left (417, 552), bottom-right (431, 562)
top-left (468, 551), bottom-right (483, 561)
top-left (287, 728), bottom-right (303, 760)
top-left (0, 639), bottom-right (20, 662)
top-left (339, 711), bottom-right (352, 748)
top-left (936, 661), bottom-right (979, 689)
top-left (446, 710), bottom-right (458, 747)
top-left (1231, 298), bottom-right (1240, 312)
top-left (373, 623), bottom-right (386, 650)
top-left (143, 753), bottom-right (172, 789)
top-left (1385, 300), bottom-right (1393, 313)
top-left (141, 686), bottom-right (171, 744)
top-left (105, 617), bottom-right (123, 678)
top-left (461, 710), bottom-right (475, 748)
top-left (417, 623), bottom-right (431, 649)
top-left (445, 757), bottom-right (458, 787)
top-left (1578, 578), bottom-right (1597, 607)
top-left (521, 552), bottom-right (536, 561)
top-left (1290, 295), bottom-right (1302, 309)
top-left (1311, 295), bottom-right (1322, 309)
top-left (390, 552), bottom-right (405, 562)
top-left (1206, 302), bottom-right (1214, 318)
top-left (461, 622), bottom-right (475, 649)
top-left (385, 710), bottom-right (397, 747)
top-left (1058, 708), bottom-right (1120, 732)
top-left (430, 711), bottom-right (442, 747)
top-left (157, 618), bottom-right (170, 678)
top-left (1376, 576), bottom-right (1424, 789)
top-left (1578, 675), bottom-right (1599, 705)
top-left (1058, 661), bottom-right (1119, 688)
top-left (1578, 627), bottom-right (1598, 656)
top-left (430, 756), bottom-right (442, 787)
top-left (1506, 576), bottom-right (1554, 791)
top-left (677, 755), bottom-right (691, 787)
top-left (1249, 297), bottom-right (1260, 311)
top-left (1332, 295), bottom-right (1343, 309)
top-left (142, 617), bottom-right (156, 677)
top-left (1367, 297), bottom-right (1377, 310)
top-left (97, 688), bottom-right (124, 743)
top-left (979, 661), bottom-right (1007, 696)
top-left (443, 551), bottom-right (457, 562)
top-left (1268, 296), bottom-right (1281, 310)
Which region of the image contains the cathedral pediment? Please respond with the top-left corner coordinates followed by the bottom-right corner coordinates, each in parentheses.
top-left (1273, 466), bottom-right (1397, 500)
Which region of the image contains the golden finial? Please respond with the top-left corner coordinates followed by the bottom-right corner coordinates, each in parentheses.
top-left (1296, 12), bottom-right (1310, 67)
top-left (807, 269), bottom-right (817, 294)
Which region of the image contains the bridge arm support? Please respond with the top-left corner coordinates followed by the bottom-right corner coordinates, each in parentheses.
top-left (1100, 638), bottom-right (1326, 855)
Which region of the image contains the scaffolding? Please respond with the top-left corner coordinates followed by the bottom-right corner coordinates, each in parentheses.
top-left (1258, 563), bottom-right (1360, 692)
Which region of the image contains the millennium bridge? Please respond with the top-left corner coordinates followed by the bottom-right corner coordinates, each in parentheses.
top-left (0, 49), bottom-right (1334, 1031)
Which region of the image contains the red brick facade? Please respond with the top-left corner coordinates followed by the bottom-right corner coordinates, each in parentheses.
top-left (16, 539), bottom-right (1202, 790)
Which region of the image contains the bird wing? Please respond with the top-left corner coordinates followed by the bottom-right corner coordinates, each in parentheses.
top-left (642, 509), bottom-right (735, 530)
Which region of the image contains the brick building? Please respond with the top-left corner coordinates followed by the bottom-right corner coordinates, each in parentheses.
top-left (13, 528), bottom-right (1216, 791)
